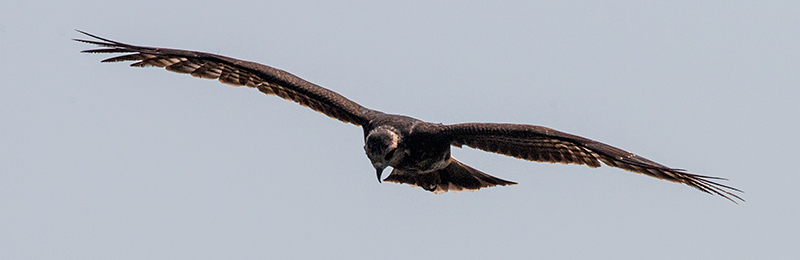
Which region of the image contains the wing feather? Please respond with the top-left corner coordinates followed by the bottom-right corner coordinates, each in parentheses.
top-left (439, 123), bottom-right (744, 203)
top-left (75, 30), bottom-right (377, 125)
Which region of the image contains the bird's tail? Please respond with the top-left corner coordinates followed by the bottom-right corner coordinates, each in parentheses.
top-left (383, 158), bottom-right (516, 193)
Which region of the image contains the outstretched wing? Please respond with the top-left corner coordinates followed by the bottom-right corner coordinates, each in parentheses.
top-left (439, 123), bottom-right (744, 203)
top-left (74, 30), bottom-right (377, 126)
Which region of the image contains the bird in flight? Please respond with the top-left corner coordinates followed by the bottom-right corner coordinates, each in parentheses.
top-left (75, 30), bottom-right (743, 203)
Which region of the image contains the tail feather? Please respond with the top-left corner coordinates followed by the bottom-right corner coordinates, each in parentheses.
top-left (383, 158), bottom-right (516, 193)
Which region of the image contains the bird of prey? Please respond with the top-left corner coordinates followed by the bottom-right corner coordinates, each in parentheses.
top-left (75, 30), bottom-right (743, 203)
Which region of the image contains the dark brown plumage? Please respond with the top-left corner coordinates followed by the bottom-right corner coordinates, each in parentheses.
top-left (75, 30), bottom-right (743, 203)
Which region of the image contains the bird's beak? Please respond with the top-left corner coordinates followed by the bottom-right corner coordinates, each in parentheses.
top-left (375, 166), bottom-right (386, 183)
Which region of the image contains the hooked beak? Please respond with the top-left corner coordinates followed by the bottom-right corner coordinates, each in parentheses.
top-left (375, 165), bottom-right (386, 183)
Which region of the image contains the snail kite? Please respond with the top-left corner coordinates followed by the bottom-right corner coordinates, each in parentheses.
top-left (75, 31), bottom-right (743, 203)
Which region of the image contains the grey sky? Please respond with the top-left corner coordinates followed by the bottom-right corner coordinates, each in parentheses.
top-left (2, 1), bottom-right (798, 259)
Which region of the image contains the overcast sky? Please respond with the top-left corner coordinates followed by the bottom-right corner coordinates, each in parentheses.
top-left (2, 1), bottom-right (799, 259)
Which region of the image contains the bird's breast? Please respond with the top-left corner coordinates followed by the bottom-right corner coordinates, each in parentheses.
top-left (392, 136), bottom-right (451, 173)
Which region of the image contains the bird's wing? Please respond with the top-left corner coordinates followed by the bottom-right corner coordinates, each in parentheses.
top-left (74, 30), bottom-right (377, 126)
top-left (437, 123), bottom-right (743, 202)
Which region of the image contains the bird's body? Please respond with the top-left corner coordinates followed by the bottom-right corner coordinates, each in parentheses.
top-left (363, 113), bottom-right (517, 193)
top-left (75, 30), bottom-right (743, 202)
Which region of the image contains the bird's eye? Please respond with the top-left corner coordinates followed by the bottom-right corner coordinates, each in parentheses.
top-left (384, 149), bottom-right (396, 161)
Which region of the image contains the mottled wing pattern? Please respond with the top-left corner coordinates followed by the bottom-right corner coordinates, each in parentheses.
top-left (383, 158), bottom-right (517, 193)
top-left (74, 30), bottom-right (375, 126)
top-left (439, 123), bottom-right (744, 202)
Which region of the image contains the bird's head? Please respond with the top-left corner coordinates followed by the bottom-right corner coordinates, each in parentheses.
top-left (364, 126), bottom-right (402, 182)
